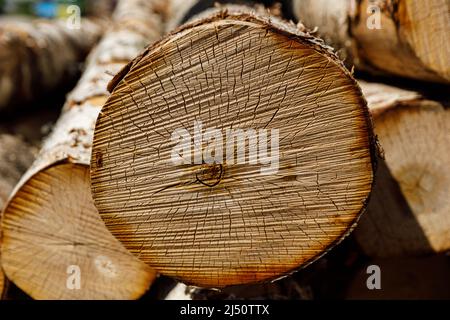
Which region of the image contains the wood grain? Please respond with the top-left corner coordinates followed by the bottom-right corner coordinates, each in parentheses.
top-left (288, 0), bottom-right (450, 83)
top-left (91, 7), bottom-right (376, 287)
top-left (355, 81), bottom-right (449, 257)
top-left (0, 0), bottom-right (166, 299)
top-left (0, 133), bottom-right (35, 299)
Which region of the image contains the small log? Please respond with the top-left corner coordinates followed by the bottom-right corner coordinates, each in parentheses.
top-left (285, 0), bottom-right (450, 83)
top-left (355, 81), bottom-right (449, 257)
top-left (0, 16), bottom-right (105, 110)
top-left (0, 0), bottom-right (166, 299)
top-left (0, 133), bottom-right (35, 299)
top-left (90, 4), bottom-right (376, 287)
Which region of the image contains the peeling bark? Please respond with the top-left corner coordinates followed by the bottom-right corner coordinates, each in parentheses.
top-left (355, 81), bottom-right (449, 257)
top-left (90, 4), bottom-right (376, 288)
top-left (1, 0), bottom-right (166, 300)
top-left (286, 0), bottom-right (450, 83)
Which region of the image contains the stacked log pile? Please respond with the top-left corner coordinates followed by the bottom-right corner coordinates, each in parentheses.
top-left (0, 16), bottom-right (105, 110)
top-left (284, 0), bottom-right (450, 83)
top-left (0, 0), bottom-right (447, 300)
top-left (0, 0), bottom-right (166, 299)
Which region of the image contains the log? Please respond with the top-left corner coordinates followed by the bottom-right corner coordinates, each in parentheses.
top-left (0, 0), bottom-right (166, 300)
top-left (285, 0), bottom-right (450, 83)
top-left (0, 133), bottom-right (35, 299)
top-left (90, 4), bottom-right (377, 288)
top-left (86, 0), bottom-right (117, 17)
top-left (0, 16), bottom-right (106, 111)
top-left (355, 81), bottom-right (449, 257)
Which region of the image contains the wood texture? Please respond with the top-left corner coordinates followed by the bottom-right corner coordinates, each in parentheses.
top-left (355, 81), bottom-right (449, 257)
top-left (90, 6), bottom-right (376, 288)
top-left (288, 0), bottom-right (450, 83)
top-left (0, 133), bottom-right (35, 299)
top-left (0, 0), bottom-right (166, 299)
top-left (0, 16), bottom-right (105, 110)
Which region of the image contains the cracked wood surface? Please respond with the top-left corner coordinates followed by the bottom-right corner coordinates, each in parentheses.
top-left (0, 134), bottom-right (35, 299)
top-left (91, 6), bottom-right (376, 288)
top-left (288, 0), bottom-right (450, 83)
top-left (355, 81), bottom-right (449, 257)
top-left (0, 16), bottom-right (105, 110)
top-left (0, 0), bottom-right (166, 299)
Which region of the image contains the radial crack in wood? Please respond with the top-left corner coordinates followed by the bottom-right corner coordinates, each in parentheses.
top-left (91, 8), bottom-right (376, 287)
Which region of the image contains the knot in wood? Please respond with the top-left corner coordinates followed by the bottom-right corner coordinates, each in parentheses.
top-left (195, 163), bottom-right (224, 188)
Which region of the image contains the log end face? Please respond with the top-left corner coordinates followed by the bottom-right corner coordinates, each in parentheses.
top-left (0, 266), bottom-right (4, 299)
top-left (356, 104), bottom-right (450, 257)
top-left (91, 15), bottom-right (375, 287)
top-left (1, 163), bottom-right (155, 299)
top-left (399, 0), bottom-right (450, 82)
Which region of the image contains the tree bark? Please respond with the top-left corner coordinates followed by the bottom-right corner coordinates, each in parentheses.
top-left (0, 0), bottom-right (166, 300)
top-left (90, 4), bottom-right (376, 288)
top-left (0, 133), bottom-right (35, 299)
top-left (355, 81), bottom-right (449, 257)
top-left (0, 16), bottom-right (106, 110)
top-left (285, 0), bottom-right (450, 83)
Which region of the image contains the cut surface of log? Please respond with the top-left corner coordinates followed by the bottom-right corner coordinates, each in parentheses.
top-left (0, 0), bottom-right (166, 299)
top-left (2, 164), bottom-right (155, 299)
top-left (355, 81), bottom-right (450, 257)
top-left (91, 7), bottom-right (376, 287)
top-left (0, 16), bottom-right (105, 110)
top-left (288, 0), bottom-right (450, 83)
top-left (0, 133), bottom-right (35, 299)
top-left (0, 266), bottom-right (3, 298)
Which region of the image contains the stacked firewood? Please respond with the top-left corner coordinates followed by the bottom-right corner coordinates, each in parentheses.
top-left (0, 0), bottom-right (448, 300)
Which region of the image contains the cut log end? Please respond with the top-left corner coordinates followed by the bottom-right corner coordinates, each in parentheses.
top-left (0, 267), bottom-right (4, 298)
top-left (376, 106), bottom-right (448, 220)
top-left (0, 133), bottom-right (35, 299)
top-left (356, 99), bottom-right (450, 256)
top-left (289, 0), bottom-right (450, 83)
top-left (1, 163), bottom-right (156, 299)
top-left (399, 0), bottom-right (450, 81)
top-left (91, 12), bottom-right (375, 287)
